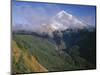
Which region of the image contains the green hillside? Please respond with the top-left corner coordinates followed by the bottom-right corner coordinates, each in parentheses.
top-left (12, 40), bottom-right (48, 74)
top-left (12, 34), bottom-right (95, 74)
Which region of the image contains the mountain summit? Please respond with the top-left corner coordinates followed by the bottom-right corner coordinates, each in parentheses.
top-left (13, 10), bottom-right (88, 34)
top-left (39, 10), bottom-right (87, 36)
top-left (50, 10), bottom-right (87, 31)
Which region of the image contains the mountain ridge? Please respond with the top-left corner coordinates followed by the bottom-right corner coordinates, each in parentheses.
top-left (13, 10), bottom-right (90, 34)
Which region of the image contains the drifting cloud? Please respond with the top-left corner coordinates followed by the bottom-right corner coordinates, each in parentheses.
top-left (12, 1), bottom-right (96, 31)
top-left (79, 16), bottom-right (96, 27)
top-left (12, 3), bottom-right (62, 31)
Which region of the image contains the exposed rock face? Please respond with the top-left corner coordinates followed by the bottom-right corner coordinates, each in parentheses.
top-left (52, 30), bottom-right (66, 51)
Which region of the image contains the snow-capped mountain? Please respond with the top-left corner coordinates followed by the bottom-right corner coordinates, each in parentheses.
top-left (13, 10), bottom-right (88, 36)
top-left (50, 10), bottom-right (87, 30)
top-left (39, 10), bottom-right (87, 36)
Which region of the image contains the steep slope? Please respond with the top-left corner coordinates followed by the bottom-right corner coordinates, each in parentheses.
top-left (12, 34), bottom-right (79, 74)
top-left (62, 29), bottom-right (96, 66)
top-left (12, 40), bottom-right (48, 74)
top-left (12, 33), bottom-right (95, 74)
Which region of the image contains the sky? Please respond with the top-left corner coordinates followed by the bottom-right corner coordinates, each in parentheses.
top-left (12, 0), bottom-right (96, 28)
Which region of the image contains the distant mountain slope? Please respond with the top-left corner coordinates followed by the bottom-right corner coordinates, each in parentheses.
top-left (62, 28), bottom-right (96, 65)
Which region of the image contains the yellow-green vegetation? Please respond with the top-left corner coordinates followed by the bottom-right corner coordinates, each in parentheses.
top-left (12, 34), bottom-right (77, 74)
top-left (12, 40), bottom-right (48, 74)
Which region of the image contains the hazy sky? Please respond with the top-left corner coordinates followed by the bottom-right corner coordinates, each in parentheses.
top-left (12, 0), bottom-right (96, 27)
